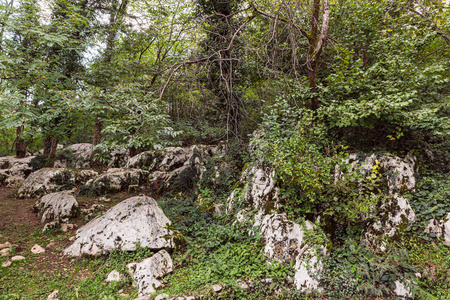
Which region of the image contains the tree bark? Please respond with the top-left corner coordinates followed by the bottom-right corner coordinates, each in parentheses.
top-left (90, 117), bottom-right (102, 168)
top-left (14, 126), bottom-right (28, 159)
top-left (43, 136), bottom-right (58, 167)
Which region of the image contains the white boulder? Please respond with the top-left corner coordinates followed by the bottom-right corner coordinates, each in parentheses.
top-left (83, 168), bottom-right (148, 195)
top-left (127, 250), bottom-right (173, 296)
top-left (259, 214), bottom-right (326, 292)
top-left (34, 191), bottom-right (79, 223)
top-left (64, 196), bottom-right (173, 257)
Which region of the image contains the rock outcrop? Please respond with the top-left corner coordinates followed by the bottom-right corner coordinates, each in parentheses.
top-left (54, 143), bottom-right (93, 169)
top-left (18, 168), bottom-right (98, 198)
top-left (34, 191), bottom-right (79, 223)
top-left (83, 168), bottom-right (148, 195)
top-left (127, 250), bottom-right (173, 296)
top-left (64, 196), bottom-right (173, 257)
top-left (0, 156), bottom-right (35, 187)
top-left (259, 213), bottom-right (327, 292)
top-left (126, 145), bottom-right (216, 192)
top-left (227, 163), bottom-right (278, 214)
top-left (425, 214), bottom-right (450, 246)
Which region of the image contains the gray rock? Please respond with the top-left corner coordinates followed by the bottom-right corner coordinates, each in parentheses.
top-left (2, 260), bottom-right (11, 267)
top-left (34, 191), bottom-right (79, 223)
top-left (47, 290), bottom-right (59, 300)
top-left (83, 168), bottom-right (148, 195)
top-left (127, 250), bottom-right (173, 296)
top-left (106, 270), bottom-right (123, 282)
top-left (154, 293), bottom-right (170, 300)
top-left (211, 284), bottom-right (222, 292)
top-left (64, 196), bottom-right (173, 257)
top-left (227, 163), bottom-right (278, 214)
top-left (54, 143), bottom-right (93, 169)
top-left (259, 213), bottom-right (326, 292)
top-left (18, 168), bottom-right (97, 198)
top-left (0, 242), bottom-right (11, 250)
top-left (424, 213), bottom-right (450, 246)
top-left (394, 280), bottom-right (413, 299)
top-left (0, 248), bottom-right (11, 257)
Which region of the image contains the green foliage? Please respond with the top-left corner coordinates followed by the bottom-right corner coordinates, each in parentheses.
top-left (323, 240), bottom-right (419, 298)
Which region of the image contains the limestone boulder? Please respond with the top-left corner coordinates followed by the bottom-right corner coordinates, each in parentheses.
top-left (0, 156), bottom-right (35, 186)
top-left (259, 213), bottom-right (327, 292)
top-left (83, 168), bottom-right (148, 195)
top-left (18, 168), bottom-right (98, 198)
top-left (126, 145), bottom-right (216, 192)
top-left (107, 149), bottom-right (129, 168)
top-left (363, 194), bottom-right (416, 249)
top-left (227, 163), bottom-right (278, 214)
top-left (54, 143), bottom-right (92, 169)
top-left (127, 250), bottom-right (173, 296)
top-left (424, 213), bottom-right (450, 246)
top-left (64, 196), bottom-right (173, 257)
top-left (34, 191), bottom-right (79, 223)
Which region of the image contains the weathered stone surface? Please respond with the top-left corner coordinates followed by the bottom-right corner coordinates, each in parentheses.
top-left (126, 145), bottom-right (216, 192)
top-left (4, 176), bottom-right (24, 188)
top-left (424, 213), bottom-right (450, 246)
top-left (108, 149), bottom-right (129, 168)
top-left (0, 242), bottom-right (11, 250)
top-left (394, 280), bottom-right (413, 299)
top-left (0, 156), bottom-right (35, 186)
top-left (0, 248), bottom-right (10, 257)
top-left (127, 250), bottom-right (173, 296)
top-left (106, 270), bottom-right (123, 282)
top-left (83, 168), bottom-right (148, 195)
top-left (259, 213), bottom-right (326, 292)
top-left (47, 290), bottom-right (59, 300)
top-left (364, 194), bottom-right (416, 248)
top-left (155, 294), bottom-right (170, 300)
top-left (54, 143), bottom-right (92, 169)
top-left (2, 260), bottom-right (11, 267)
top-left (64, 196), bottom-right (173, 257)
top-left (227, 163), bottom-right (278, 214)
top-left (34, 191), bottom-right (79, 223)
top-left (18, 168), bottom-right (97, 198)
top-left (211, 284), bottom-right (223, 293)
top-left (31, 244), bottom-right (46, 254)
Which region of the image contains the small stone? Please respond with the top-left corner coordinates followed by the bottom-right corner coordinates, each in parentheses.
top-left (46, 242), bottom-right (57, 249)
top-left (11, 255), bottom-right (25, 261)
top-left (61, 223), bottom-right (76, 232)
top-left (105, 270), bottom-right (123, 282)
top-left (185, 297), bottom-right (195, 300)
top-left (0, 248), bottom-right (11, 257)
top-left (212, 284), bottom-right (222, 292)
top-left (47, 290), bottom-right (59, 300)
top-left (154, 294), bottom-right (169, 300)
top-left (0, 242), bottom-right (11, 250)
top-left (2, 260), bottom-right (11, 267)
top-left (69, 236), bottom-right (76, 242)
top-left (99, 196), bottom-right (111, 202)
top-left (31, 244), bottom-right (46, 254)
top-left (155, 294), bottom-right (169, 300)
top-left (261, 278), bottom-right (273, 284)
top-left (240, 282), bottom-right (249, 290)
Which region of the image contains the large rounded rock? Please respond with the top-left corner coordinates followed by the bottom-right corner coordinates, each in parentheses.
top-left (127, 250), bottom-right (173, 296)
top-left (34, 191), bottom-right (79, 223)
top-left (64, 196), bottom-right (173, 257)
top-left (54, 143), bottom-right (92, 169)
top-left (18, 168), bottom-right (98, 199)
top-left (0, 156), bottom-right (35, 186)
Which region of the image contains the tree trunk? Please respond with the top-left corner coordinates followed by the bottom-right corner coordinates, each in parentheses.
top-left (43, 136), bottom-right (58, 167)
top-left (90, 118), bottom-right (102, 168)
top-left (14, 126), bottom-right (28, 158)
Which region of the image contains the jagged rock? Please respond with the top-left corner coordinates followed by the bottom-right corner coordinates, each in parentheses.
top-left (18, 168), bottom-right (97, 198)
top-left (64, 196), bottom-right (173, 257)
top-left (108, 149), bottom-right (129, 168)
top-left (259, 213), bottom-right (326, 292)
top-left (61, 223), bottom-right (77, 232)
top-left (363, 194), bottom-right (416, 249)
top-left (0, 156), bottom-right (35, 186)
top-left (42, 221), bottom-right (61, 233)
top-left (5, 176), bottom-right (24, 188)
top-left (54, 143), bottom-right (93, 169)
top-left (31, 244), bottom-right (46, 254)
top-left (424, 213), bottom-right (450, 246)
top-left (126, 145), bottom-right (216, 192)
top-left (394, 280), bottom-right (413, 299)
top-left (11, 255), bottom-right (25, 261)
top-left (341, 153), bottom-right (417, 194)
top-left (34, 191), bottom-right (79, 223)
top-left (227, 163), bottom-right (278, 214)
top-left (127, 250), bottom-right (173, 296)
top-left (47, 290), bottom-right (59, 300)
top-left (83, 168), bottom-right (148, 195)
top-left (106, 270), bottom-right (123, 282)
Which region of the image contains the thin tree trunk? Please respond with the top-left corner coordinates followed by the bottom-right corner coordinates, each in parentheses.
top-left (43, 136), bottom-right (58, 167)
top-left (90, 117), bottom-right (102, 168)
top-left (14, 126), bottom-right (28, 158)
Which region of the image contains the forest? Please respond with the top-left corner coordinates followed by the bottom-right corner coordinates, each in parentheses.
top-left (0, 0), bottom-right (449, 299)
